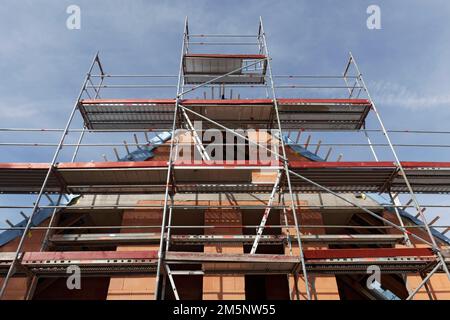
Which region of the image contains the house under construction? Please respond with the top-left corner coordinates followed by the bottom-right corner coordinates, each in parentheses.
top-left (0, 18), bottom-right (449, 300)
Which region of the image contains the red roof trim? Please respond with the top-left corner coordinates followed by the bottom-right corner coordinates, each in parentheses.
top-left (21, 247), bottom-right (434, 262)
top-left (172, 160), bottom-right (280, 167)
top-left (57, 161), bottom-right (168, 169)
top-left (80, 99), bottom-right (175, 105)
top-left (303, 247), bottom-right (434, 260)
top-left (289, 161), bottom-right (450, 169)
top-left (289, 161), bottom-right (396, 168)
top-left (184, 54), bottom-right (266, 59)
top-left (278, 98), bottom-right (371, 105)
top-left (0, 163), bottom-right (50, 170)
top-left (57, 161), bottom-right (278, 169)
top-left (80, 98), bottom-right (370, 106)
top-left (2, 161), bottom-right (450, 171)
top-left (23, 250), bottom-right (158, 261)
top-left (400, 162), bottom-right (450, 168)
top-left (182, 99), bottom-right (273, 105)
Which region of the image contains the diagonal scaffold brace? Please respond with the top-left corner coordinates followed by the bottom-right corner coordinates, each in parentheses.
top-left (348, 52), bottom-right (450, 283)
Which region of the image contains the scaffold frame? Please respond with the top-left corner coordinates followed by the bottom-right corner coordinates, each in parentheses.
top-left (0, 16), bottom-right (449, 301)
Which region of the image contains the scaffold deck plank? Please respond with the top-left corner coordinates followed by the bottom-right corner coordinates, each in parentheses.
top-left (290, 161), bottom-right (450, 193)
top-left (183, 54), bottom-right (267, 84)
top-left (0, 163), bottom-right (61, 193)
top-left (78, 98), bottom-right (371, 130)
top-left (0, 247), bottom-right (444, 276)
top-left (0, 161), bottom-right (279, 194)
top-left (1, 161), bottom-right (450, 194)
top-left (78, 99), bottom-right (175, 129)
top-left (277, 98), bottom-right (371, 130)
top-left (49, 233), bottom-right (405, 246)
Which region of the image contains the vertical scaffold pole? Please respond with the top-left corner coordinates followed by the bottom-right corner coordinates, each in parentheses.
top-left (259, 16), bottom-right (311, 300)
top-left (0, 52), bottom-right (100, 299)
top-left (155, 17), bottom-right (188, 300)
top-left (71, 59), bottom-right (105, 163)
top-left (161, 195), bottom-right (174, 299)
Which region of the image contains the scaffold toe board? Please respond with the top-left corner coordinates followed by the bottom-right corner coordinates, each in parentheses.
top-left (277, 98), bottom-right (371, 130)
top-left (183, 54), bottom-right (267, 84)
top-left (78, 98), bottom-right (371, 130)
top-left (289, 161), bottom-right (450, 193)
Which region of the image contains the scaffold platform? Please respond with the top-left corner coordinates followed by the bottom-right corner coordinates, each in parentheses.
top-left (78, 98), bottom-right (371, 130)
top-left (1, 161), bottom-right (450, 194)
top-left (0, 247), bottom-right (447, 276)
top-left (182, 53), bottom-right (267, 84)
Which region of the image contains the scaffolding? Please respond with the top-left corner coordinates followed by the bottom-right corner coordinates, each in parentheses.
top-left (0, 17), bottom-right (450, 301)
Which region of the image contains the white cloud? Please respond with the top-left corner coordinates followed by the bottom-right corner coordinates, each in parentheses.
top-left (369, 80), bottom-right (450, 110)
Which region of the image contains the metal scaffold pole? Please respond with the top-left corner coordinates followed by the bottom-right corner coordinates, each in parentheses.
top-left (71, 59), bottom-right (105, 163)
top-left (0, 52), bottom-right (101, 299)
top-left (259, 16), bottom-right (311, 300)
top-left (154, 17), bottom-right (188, 300)
top-left (343, 59), bottom-right (413, 247)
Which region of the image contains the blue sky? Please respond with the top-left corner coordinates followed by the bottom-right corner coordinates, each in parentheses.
top-left (0, 0), bottom-right (449, 232)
